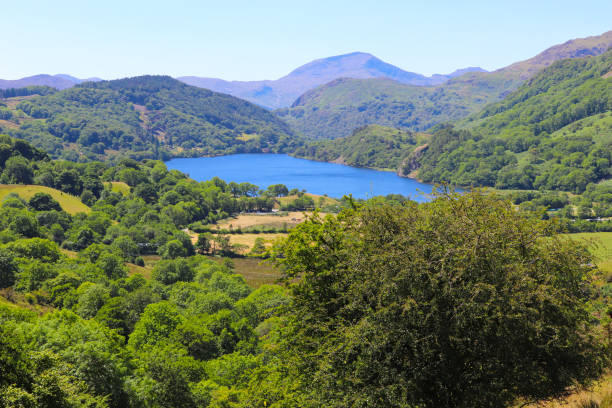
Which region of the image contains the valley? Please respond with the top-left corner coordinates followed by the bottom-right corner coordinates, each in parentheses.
top-left (0, 21), bottom-right (611, 408)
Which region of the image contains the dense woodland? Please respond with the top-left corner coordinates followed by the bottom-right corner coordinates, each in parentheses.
top-left (0, 76), bottom-right (299, 162)
top-left (0, 133), bottom-right (609, 407)
top-left (293, 124), bottom-right (429, 170)
top-left (417, 51), bottom-right (612, 193)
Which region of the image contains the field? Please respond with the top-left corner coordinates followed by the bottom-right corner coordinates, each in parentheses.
top-left (217, 211), bottom-right (309, 230)
top-left (0, 184), bottom-right (90, 214)
top-left (210, 257), bottom-right (282, 288)
top-left (522, 374), bottom-right (612, 408)
top-left (563, 232), bottom-right (612, 274)
top-left (228, 233), bottom-right (286, 253)
top-left (108, 181), bottom-right (130, 195)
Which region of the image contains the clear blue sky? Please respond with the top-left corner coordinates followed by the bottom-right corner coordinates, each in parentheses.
top-left (1, 0), bottom-right (610, 80)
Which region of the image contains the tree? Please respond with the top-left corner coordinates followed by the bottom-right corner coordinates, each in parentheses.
top-left (195, 233), bottom-right (212, 254)
top-left (248, 237), bottom-right (266, 257)
top-left (9, 212), bottom-right (40, 238)
top-left (96, 253), bottom-right (126, 280)
top-left (152, 259), bottom-right (195, 285)
top-left (111, 236), bottom-right (139, 262)
top-left (128, 302), bottom-right (184, 350)
top-left (0, 248), bottom-right (18, 288)
top-left (28, 192), bottom-right (62, 212)
top-left (159, 239), bottom-right (187, 259)
top-left (1, 156), bottom-right (33, 184)
top-left (273, 192), bottom-right (609, 408)
top-left (267, 184), bottom-right (289, 197)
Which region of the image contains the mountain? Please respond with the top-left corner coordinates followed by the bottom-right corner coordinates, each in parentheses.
top-left (178, 52), bottom-right (485, 109)
top-left (278, 31), bottom-right (612, 139)
top-left (0, 74), bottom-right (102, 90)
top-left (0, 75), bottom-right (298, 161)
top-left (496, 30), bottom-right (612, 79)
top-left (414, 50), bottom-right (612, 193)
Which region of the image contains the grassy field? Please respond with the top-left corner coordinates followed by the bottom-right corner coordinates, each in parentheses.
top-left (217, 211), bottom-right (309, 230)
top-left (228, 233), bottom-right (286, 254)
top-left (0, 184), bottom-right (90, 214)
top-left (521, 373), bottom-right (612, 408)
top-left (563, 232), bottom-right (612, 274)
top-left (108, 181), bottom-right (130, 195)
top-left (209, 257), bottom-right (282, 288)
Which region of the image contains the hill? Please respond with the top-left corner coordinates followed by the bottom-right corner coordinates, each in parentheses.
top-left (179, 52), bottom-right (485, 109)
top-left (0, 75), bottom-right (299, 161)
top-left (414, 50), bottom-right (612, 193)
top-left (276, 31), bottom-right (612, 139)
top-left (0, 184), bottom-right (90, 214)
top-left (0, 74), bottom-right (101, 90)
top-left (293, 124), bottom-right (429, 170)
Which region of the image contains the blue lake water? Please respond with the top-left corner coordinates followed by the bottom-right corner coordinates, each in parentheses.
top-left (166, 154), bottom-right (436, 201)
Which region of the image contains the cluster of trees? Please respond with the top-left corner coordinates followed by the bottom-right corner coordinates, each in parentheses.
top-left (294, 124), bottom-right (427, 170)
top-left (0, 76), bottom-right (300, 162)
top-left (0, 136), bottom-right (311, 261)
top-left (505, 184), bottom-right (612, 232)
top-left (0, 86), bottom-right (56, 98)
top-left (0, 185), bottom-right (608, 407)
top-left (0, 245), bottom-right (291, 407)
top-left (0, 140), bottom-right (608, 407)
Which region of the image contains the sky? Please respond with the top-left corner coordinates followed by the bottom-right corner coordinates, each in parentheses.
top-left (1, 0), bottom-right (611, 81)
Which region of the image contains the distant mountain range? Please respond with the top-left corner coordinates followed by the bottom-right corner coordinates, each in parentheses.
top-left (178, 53), bottom-right (487, 109)
top-left (278, 30), bottom-right (612, 139)
top-left (0, 74), bottom-right (101, 90)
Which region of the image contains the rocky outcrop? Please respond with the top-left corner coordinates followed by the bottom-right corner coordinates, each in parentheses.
top-left (397, 144), bottom-right (428, 178)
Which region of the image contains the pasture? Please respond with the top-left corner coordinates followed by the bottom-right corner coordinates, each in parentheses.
top-left (563, 231), bottom-right (612, 273)
top-left (0, 184), bottom-right (90, 214)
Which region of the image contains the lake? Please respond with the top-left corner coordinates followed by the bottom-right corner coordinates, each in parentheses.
top-left (166, 154), bottom-right (437, 201)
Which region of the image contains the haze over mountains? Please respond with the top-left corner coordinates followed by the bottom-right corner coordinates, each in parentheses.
top-left (178, 52), bottom-right (486, 109)
top-left (0, 74), bottom-right (101, 90)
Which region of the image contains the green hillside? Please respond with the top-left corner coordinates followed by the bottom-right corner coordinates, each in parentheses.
top-left (416, 50), bottom-right (612, 193)
top-left (0, 76), bottom-right (299, 161)
top-left (293, 124), bottom-right (429, 170)
top-left (275, 74), bottom-right (512, 139)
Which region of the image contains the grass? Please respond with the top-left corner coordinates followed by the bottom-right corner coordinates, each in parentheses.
top-left (562, 232), bottom-right (612, 274)
top-left (217, 211), bottom-right (309, 230)
top-left (0, 184), bottom-right (90, 214)
top-left (126, 255), bottom-right (161, 279)
top-left (228, 233), bottom-right (286, 250)
top-left (237, 132), bottom-right (259, 141)
top-left (108, 181), bottom-right (130, 195)
top-left (276, 193), bottom-right (340, 207)
top-left (209, 257), bottom-right (282, 288)
top-left (520, 373), bottom-right (612, 408)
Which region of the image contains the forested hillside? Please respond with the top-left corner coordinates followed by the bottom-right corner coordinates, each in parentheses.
top-left (0, 76), bottom-right (298, 161)
top-left (416, 50), bottom-right (612, 193)
top-left (275, 74), bottom-right (510, 139)
top-left (293, 124), bottom-right (428, 170)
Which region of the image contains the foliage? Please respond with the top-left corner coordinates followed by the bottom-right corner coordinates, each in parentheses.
top-left (0, 76), bottom-right (299, 161)
top-left (294, 124), bottom-right (429, 170)
top-left (272, 192), bottom-right (609, 407)
top-left (417, 51), bottom-right (612, 194)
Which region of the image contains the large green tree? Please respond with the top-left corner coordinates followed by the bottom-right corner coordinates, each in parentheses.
top-left (274, 192), bottom-right (609, 408)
